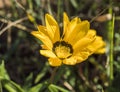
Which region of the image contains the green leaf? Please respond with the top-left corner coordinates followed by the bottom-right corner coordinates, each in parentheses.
top-left (48, 84), bottom-right (58, 92)
top-left (0, 60), bottom-right (10, 80)
top-left (29, 82), bottom-right (48, 92)
top-left (0, 60), bottom-right (25, 92)
top-left (48, 84), bottom-right (69, 92)
top-left (2, 79), bottom-right (25, 92)
top-left (34, 62), bottom-right (49, 83)
top-left (70, 0), bottom-right (78, 9)
top-left (29, 83), bottom-right (43, 92)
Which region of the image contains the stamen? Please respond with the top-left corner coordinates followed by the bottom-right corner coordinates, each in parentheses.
top-left (53, 41), bottom-right (73, 59)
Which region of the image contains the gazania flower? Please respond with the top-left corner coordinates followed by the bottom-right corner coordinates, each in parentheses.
top-left (31, 13), bottom-right (106, 66)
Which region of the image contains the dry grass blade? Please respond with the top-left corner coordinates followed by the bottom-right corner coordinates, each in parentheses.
top-left (0, 17), bottom-right (28, 35)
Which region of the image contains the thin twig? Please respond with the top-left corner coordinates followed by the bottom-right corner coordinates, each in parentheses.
top-left (90, 3), bottom-right (113, 23)
top-left (63, 81), bottom-right (75, 92)
top-left (14, 0), bottom-right (25, 11)
top-left (47, 0), bottom-right (53, 15)
top-left (0, 17), bottom-right (30, 35)
top-left (7, 28), bottom-right (11, 50)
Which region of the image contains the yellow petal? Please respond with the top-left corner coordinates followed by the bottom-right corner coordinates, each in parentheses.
top-left (63, 12), bottom-right (70, 35)
top-left (45, 14), bottom-right (60, 42)
top-left (31, 31), bottom-right (53, 50)
top-left (68, 21), bottom-right (90, 45)
top-left (94, 48), bottom-right (106, 54)
top-left (40, 50), bottom-right (56, 58)
top-left (63, 57), bottom-right (77, 65)
top-left (27, 13), bottom-right (35, 22)
top-left (74, 51), bottom-right (90, 63)
top-left (73, 29), bottom-right (96, 52)
top-left (41, 45), bottom-right (49, 49)
top-left (37, 25), bottom-right (48, 37)
top-left (63, 17), bottom-right (81, 41)
top-left (53, 26), bottom-right (60, 43)
top-left (85, 29), bottom-right (96, 38)
top-left (48, 58), bottom-right (62, 66)
top-left (73, 37), bottom-right (95, 53)
top-left (86, 36), bottom-right (106, 54)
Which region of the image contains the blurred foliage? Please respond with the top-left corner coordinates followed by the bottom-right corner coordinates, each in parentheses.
top-left (0, 0), bottom-right (120, 92)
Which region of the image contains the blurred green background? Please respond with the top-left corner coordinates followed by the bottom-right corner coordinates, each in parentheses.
top-left (0, 0), bottom-right (120, 92)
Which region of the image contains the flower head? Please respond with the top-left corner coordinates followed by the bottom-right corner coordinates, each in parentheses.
top-left (31, 13), bottom-right (106, 66)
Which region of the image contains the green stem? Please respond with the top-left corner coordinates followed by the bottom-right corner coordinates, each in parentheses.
top-left (109, 14), bottom-right (115, 81)
top-left (49, 67), bottom-right (58, 84)
top-left (54, 65), bottom-right (65, 84)
top-left (108, 1), bottom-right (114, 81)
top-left (49, 65), bottom-right (65, 84)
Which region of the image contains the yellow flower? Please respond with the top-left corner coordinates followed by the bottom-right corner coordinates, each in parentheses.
top-left (31, 13), bottom-right (106, 66)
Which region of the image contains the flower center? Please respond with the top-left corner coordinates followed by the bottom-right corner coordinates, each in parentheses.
top-left (53, 41), bottom-right (73, 59)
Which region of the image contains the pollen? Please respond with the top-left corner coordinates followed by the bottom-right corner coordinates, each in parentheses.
top-left (53, 41), bottom-right (73, 59)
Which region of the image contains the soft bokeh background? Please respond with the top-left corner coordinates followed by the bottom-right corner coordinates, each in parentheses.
top-left (0, 0), bottom-right (120, 92)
